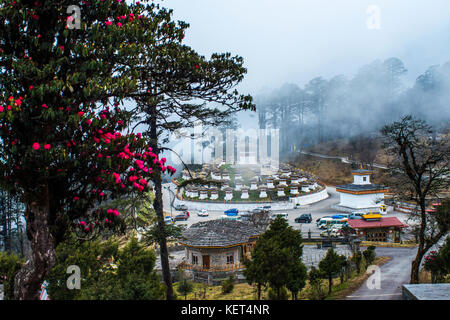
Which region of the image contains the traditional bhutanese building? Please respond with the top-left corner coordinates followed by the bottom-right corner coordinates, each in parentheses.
top-left (178, 220), bottom-right (263, 283)
top-left (348, 214), bottom-right (407, 243)
top-left (336, 168), bottom-right (389, 211)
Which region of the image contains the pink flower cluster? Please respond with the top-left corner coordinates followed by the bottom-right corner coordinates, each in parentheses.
top-left (107, 208), bottom-right (120, 217)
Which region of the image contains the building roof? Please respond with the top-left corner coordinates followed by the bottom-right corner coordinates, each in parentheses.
top-left (351, 169), bottom-right (373, 176)
top-left (402, 284), bottom-right (450, 300)
top-left (348, 217), bottom-right (407, 229)
top-left (179, 219), bottom-right (262, 248)
top-left (336, 183), bottom-right (388, 192)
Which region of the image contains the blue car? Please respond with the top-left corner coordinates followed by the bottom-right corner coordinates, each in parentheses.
top-left (224, 208), bottom-right (239, 216)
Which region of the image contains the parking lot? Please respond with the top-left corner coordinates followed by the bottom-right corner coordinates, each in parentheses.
top-left (163, 183), bottom-right (412, 238)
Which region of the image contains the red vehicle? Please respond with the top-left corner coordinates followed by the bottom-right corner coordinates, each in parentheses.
top-left (174, 211), bottom-right (189, 221)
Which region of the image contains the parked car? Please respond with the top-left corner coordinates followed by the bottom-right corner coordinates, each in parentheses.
top-left (198, 209), bottom-right (209, 217)
top-left (349, 212), bottom-right (364, 219)
top-left (220, 214), bottom-right (242, 221)
top-left (271, 212), bottom-right (288, 220)
top-left (174, 211), bottom-right (189, 221)
top-left (174, 204), bottom-right (188, 211)
top-left (295, 213), bottom-right (312, 223)
top-left (317, 217), bottom-right (347, 229)
top-left (331, 213), bottom-right (350, 219)
top-left (239, 211), bottom-right (253, 221)
top-left (316, 215), bottom-right (331, 222)
top-left (321, 227), bottom-right (343, 238)
top-left (164, 216), bottom-right (174, 225)
top-left (224, 208), bottom-right (239, 215)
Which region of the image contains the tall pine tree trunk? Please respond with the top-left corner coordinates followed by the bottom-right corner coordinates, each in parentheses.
top-left (149, 105), bottom-right (174, 300)
top-left (14, 198), bottom-right (55, 300)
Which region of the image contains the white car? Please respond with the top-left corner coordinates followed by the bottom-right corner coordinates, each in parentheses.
top-left (164, 216), bottom-right (174, 225)
top-left (198, 209), bottom-right (209, 217)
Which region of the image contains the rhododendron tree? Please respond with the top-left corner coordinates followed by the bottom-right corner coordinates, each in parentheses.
top-left (0, 0), bottom-right (175, 299)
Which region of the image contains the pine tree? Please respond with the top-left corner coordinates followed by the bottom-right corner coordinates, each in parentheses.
top-left (123, 5), bottom-right (254, 299)
top-left (244, 216), bottom-right (307, 300)
top-left (318, 247), bottom-right (342, 295)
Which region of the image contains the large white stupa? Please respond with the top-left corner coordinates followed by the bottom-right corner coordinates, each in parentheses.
top-left (336, 167), bottom-right (389, 213)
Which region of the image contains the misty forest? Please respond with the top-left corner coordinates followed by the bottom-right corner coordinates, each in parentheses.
top-left (255, 57), bottom-right (450, 155)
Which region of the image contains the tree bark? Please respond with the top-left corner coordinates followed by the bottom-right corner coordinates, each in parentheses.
top-left (14, 200), bottom-right (55, 300)
top-left (410, 199), bottom-right (427, 284)
top-left (148, 102), bottom-right (174, 300)
top-left (328, 276), bottom-right (332, 295)
top-left (153, 173), bottom-right (174, 300)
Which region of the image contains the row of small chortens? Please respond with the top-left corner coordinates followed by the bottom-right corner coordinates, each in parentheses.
top-left (180, 164), bottom-right (320, 201)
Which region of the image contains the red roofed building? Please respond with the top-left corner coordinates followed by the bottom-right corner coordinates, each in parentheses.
top-left (348, 217), bottom-right (407, 243)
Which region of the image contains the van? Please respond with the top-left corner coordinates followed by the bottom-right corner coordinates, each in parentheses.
top-left (317, 217), bottom-right (333, 228)
top-left (318, 218), bottom-right (347, 229)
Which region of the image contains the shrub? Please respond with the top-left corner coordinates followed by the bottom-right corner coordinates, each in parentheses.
top-left (307, 266), bottom-right (326, 300)
top-left (0, 251), bottom-right (24, 300)
top-left (423, 250), bottom-right (446, 283)
top-left (363, 247), bottom-right (376, 267)
top-left (221, 276), bottom-right (235, 294)
top-left (267, 286), bottom-right (289, 300)
top-left (177, 279), bottom-right (194, 300)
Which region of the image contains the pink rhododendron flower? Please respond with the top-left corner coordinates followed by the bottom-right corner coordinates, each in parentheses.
top-left (32, 142), bottom-right (40, 150)
top-left (44, 144), bottom-right (51, 150)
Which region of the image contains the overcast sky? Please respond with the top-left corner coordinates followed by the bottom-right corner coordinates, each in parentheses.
top-left (162, 0), bottom-right (450, 96)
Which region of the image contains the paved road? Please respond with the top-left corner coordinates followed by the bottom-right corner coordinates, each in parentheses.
top-left (346, 247), bottom-right (418, 300)
top-left (162, 184), bottom-right (342, 232)
top-left (300, 150), bottom-right (388, 170)
top-left (162, 183), bottom-right (411, 236)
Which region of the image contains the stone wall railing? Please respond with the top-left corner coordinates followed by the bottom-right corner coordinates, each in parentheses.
top-left (178, 261), bottom-right (244, 272)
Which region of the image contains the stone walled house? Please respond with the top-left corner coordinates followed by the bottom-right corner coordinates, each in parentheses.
top-left (178, 219), bottom-right (263, 283)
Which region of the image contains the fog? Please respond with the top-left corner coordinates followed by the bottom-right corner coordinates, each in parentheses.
top-left (165, 0), bottom-right (450, 90)
top-left (164, 0), bottom-right (450, 131)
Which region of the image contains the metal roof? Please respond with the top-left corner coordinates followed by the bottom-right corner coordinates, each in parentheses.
top-left (347, 217), bottom-right (407, 229)
top-left (336, 183), bottom-right (388, 191)
top-left (179, 219), bottom-right (263, 248)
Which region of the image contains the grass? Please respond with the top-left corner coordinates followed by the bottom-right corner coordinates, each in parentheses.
top-left (172, 256), bottom-right (392, 300)
top-left (173, 281), bottom-right (258, 300)
top-left (360, 241), bottom-right (418, 248)
top-left (418, 270), bottom-right (450, 284)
